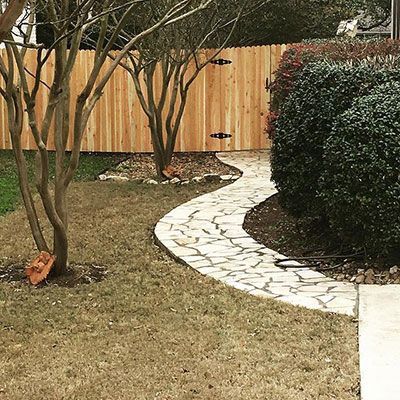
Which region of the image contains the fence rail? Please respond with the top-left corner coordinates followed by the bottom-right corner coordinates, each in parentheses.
top-left (0, 44), bottom-right (287, 153)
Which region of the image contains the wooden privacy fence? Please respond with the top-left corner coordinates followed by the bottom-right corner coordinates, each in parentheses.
top-left (0, 44), bottom-right (287, 153)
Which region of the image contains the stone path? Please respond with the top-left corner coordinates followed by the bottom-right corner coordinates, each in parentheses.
top-left (359, 285), bottom-right (400, 400)
top-left (155, 151), bottom-right (358, 316)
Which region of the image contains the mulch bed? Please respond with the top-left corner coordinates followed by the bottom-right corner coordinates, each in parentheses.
top-left (104, 152), bottom-right (240, 181)
top-left (244, 194), bottom-right (400, 285)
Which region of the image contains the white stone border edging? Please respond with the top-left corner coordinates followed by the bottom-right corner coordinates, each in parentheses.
top-left (154, 151), bottom-right (358, 316)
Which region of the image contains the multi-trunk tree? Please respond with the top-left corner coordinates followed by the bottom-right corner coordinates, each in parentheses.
top-left (117, 0), bottom-right (267, 178)
top-left (0, 0), bottom-right (213, 276)
top-left (116, 0), bottom-right (386, 178)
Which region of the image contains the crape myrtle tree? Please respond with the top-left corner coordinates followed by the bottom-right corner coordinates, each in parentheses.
top-left (116, 0), bottom-right (389, 178)
top-left (0, 0), bottom-right (27, 41)
top-left (115, 0), bottom-right (268, 178)
top-left (0, 0), bottom-right (213, 276)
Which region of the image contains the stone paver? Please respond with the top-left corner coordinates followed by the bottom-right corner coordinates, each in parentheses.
top-left (359, 285), bottom-right (400, 400)
top-left (155, 151), bottom-right (358, 316)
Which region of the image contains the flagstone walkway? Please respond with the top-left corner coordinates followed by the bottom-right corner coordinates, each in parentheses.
top-left (155, 151), bottom-right (358, 316)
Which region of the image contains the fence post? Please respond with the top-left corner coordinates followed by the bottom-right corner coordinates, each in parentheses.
top-left (392, 0), bottom-right (400, 39)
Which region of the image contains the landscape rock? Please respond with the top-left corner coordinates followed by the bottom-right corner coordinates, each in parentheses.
top-left (98, 174), bottom-right (107, 181)
top-left (365, 276), bottom-right (376, 285)
top-left (107, 175), bottom-right (130, 182)
top-left (192, 176), bottom-right (204, 183)
top-left (365, 269), bottom-right (376, 284)
top-left (390, 266), bottom-right (399, 275)
top-left (146, 179), bottom-right (159, 185)
top-left (357, 269), bottom-right (365, 274)
top-left (356, 274), bottom-right (366, 284)
top-left (220, 175), bottom-right (233, 181)
top-left (203, 173), bottom-right (220, 182)
top-left (381, 271), bottom-right (390, 280)
top-left (170, 178), bottom-right (181, 184)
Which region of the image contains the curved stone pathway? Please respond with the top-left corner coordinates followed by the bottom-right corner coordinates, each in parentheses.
top-left (155, 151), bottom-right (358, 316)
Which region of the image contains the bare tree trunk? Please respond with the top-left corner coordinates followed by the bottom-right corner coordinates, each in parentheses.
top-left (125, 4), bottom-right (243, 174)
top-left (52, 85), bottom-right (70, 275)
top-left (52, 228), bottom-right (68, 275)
top-left (0, 0), bottom-right (26, 42)
top-left (11, 137), bottom-right (49, 252)
top-left (1, 0), bottom-right (212, 279)
top-left (147, 113), bottom-right (168, 177)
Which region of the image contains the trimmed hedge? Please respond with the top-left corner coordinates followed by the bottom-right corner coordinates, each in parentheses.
top-left (270, 39), bottom-right (400, 113)
top-left (320, 83), bottom-right (400, 253)
top-left (271, 61), bottom-right (400, 218)
top-left (267, 39), bottom-right (400, 140)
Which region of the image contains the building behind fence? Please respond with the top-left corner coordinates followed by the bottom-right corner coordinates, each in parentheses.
top-left (0, 44), bottom-right (286, 153)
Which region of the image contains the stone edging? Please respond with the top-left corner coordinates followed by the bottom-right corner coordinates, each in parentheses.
top-left (154, 151), bottom-right (358, 316)
top-left (98, 173), bottom-right (241, 185)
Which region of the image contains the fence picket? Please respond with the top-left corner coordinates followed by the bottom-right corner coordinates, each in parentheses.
top-left (0, 45), bottom-right (286, 153)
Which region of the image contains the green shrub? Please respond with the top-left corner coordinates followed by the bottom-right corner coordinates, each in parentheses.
top-left (320, 83), bottom-right (400, 253)
top-left (270, 39), bottom-right (400, 113)
top-left (271, 61), bottom-right (400, 218)
top-left (267, 39), bottom-right (400, 140)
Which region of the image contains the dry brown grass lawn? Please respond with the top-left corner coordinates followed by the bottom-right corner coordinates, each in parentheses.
top-left (0, 182), bottom-right (359, 400)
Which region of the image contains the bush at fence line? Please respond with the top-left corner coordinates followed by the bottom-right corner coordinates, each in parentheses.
top-left (267, 39), bottom-right (400, 140)
top-left (270, 39), bottom-right (400, 111)
top-left (271, 61), bottom-right (400, 219)
top-left (320, 82), bottom-right (400, 254)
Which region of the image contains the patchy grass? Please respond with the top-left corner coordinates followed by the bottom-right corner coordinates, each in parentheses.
top-left (0, 181), bottom-right (359, 399)
top-left (0, 150), bottom-right (122, 216)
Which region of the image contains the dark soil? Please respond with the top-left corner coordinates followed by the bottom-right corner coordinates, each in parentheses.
top-left (106, 152), bottom-right (240, 181)
top-left (0, 262), bottom-right (107, 288)
top-left (244, 194), bottom-right (400, 285)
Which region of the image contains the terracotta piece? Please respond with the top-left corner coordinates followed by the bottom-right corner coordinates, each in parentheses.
top-left (162, 165), bottom-right (182, 180)
top-left (25, 252), bottom-right (56, 285)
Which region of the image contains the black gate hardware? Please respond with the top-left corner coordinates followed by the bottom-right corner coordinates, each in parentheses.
top-left (210, 132), bottom-right (232, 139)
top-left (210, 58), bottom-right (232, 66)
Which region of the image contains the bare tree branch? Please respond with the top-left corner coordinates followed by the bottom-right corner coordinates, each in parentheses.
top-left (0, 0), bottom-right (27, 42)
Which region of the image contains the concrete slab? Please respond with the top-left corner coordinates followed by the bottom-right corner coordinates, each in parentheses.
top-left (359, 285), bottom-right (400, 400)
